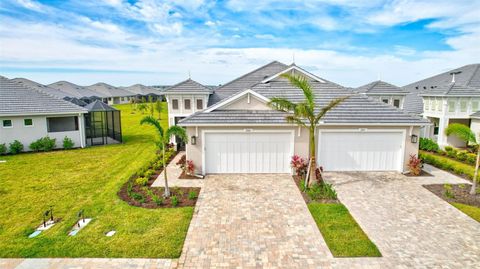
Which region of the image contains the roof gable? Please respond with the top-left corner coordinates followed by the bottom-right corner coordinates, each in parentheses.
top-left (164, 78), bottom-right (212, 94)
top-left (261, 65), bottom-right (326, 83)
top-left (205, 89), bottom-right (270, 112)
top-left (356, 80), bottom-right (407, 95)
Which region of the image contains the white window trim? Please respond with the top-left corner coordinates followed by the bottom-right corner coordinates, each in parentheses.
top-left (23, 118), bottom-right (34, 127)
top-left (184, 99), bottom-right (191, 110)
top-left (196, 98), bottom-right (204, 110)
top-left (2, 119), bottom-right (13, 128)
top-left (205, 89), bottom-right (270, 113)
top-left (172, 99), bottom-right (179, 110)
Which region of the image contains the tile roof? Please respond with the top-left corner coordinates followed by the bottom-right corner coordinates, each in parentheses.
top-left (180, 78), bottom-right (428, 126)
top-left (470, 111), bottom-right (480, 118)
top-left (87, 82), bottom-right (134, 97)
top-left (208, 61), bottom-right (288, 105)
top-left (419, 82), bottom-right (480, 97)
top-left (48, 81), bottom-right (106, 98)
top-left (0, 76), bottom-right (87, 116)
top-left (10, 78), bottom-right (70, 99)
top-left (403, 63), bottom-right (480, 114)
top-left (356, 80), bottom-right (408, 95)
top-left (164, 79), bottom-right (212, 94)
top-left (121, 84), bottom-right (163, 96)
top-left (84, 100), bottom-right (117, 112)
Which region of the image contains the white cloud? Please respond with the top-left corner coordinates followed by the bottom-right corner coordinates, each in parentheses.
top-left (254, 34), bottom-right (275, 40)
top-left (205, 20), bottom-right (216, 27)
top-left (15, 0), bottom-right (46, 12)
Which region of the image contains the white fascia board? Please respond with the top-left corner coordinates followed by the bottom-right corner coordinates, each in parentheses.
top-left (261, 66), bottom-right (326, 83)
top-left (0, 111), bottom-right (88, 117)
top-left (178, 122), bottom-right (430, 127)
top-left (204, 89), bottom-right (270, 113)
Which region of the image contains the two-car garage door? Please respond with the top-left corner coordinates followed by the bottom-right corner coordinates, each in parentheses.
top-left (204, 132), bottom-right (292, 173)
top-left (318, 131), bottom-right (404, 171)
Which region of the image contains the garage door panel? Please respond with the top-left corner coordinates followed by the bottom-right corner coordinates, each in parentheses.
top-left (205, 132), bottom-right (291, 174)
top-left (319, 131), bottom-right (403, 171)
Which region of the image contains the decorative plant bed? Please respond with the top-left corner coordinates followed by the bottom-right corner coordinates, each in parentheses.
top-left (404, 170), bottom-right (433, 177)
top-left (292, 175), bottom-right (339, 204)
top-left (424, 184), bottom-right (480, 208)
top-left (178, 171), bottom-right (200, 179)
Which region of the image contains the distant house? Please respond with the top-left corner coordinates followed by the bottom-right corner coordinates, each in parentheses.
top-left (48, 81), bottom-right (106, 103)
top-left (403, 64), bottom-right (480, 148)
top-left (87, 83), bottom-right (135, 105)
top-left (121, 84), bottom-right (164, 102)
top-left (0, 76), bottom-right (89, 150)
top-left (355, 80), bottom-right (408, 109)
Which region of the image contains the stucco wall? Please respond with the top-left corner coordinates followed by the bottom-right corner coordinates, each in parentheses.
top-left (222, 94), bottom-right (271, 110)
top-left (185, 125), bottom-right (419, 174)
top-left (471, 119), bottom-right (480, 139)
top-left (0, 114), bottom-right (85, 151)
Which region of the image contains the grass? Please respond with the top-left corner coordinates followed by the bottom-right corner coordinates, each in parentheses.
top-left (308, 203), bottom-right (381, 257)
top-left (0, 103), bottom-right (195, 258)
top-left (451, 203), bottom-right (480, 222)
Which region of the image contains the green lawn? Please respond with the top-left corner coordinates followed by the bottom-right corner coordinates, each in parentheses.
top-left (308, 203), bottom-right (381, 257)
top-left (451, 203), bottom-right (480, 222)
top-left (0, 103), bottom-right (194, 258)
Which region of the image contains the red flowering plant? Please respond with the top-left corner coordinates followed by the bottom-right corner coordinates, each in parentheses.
top-left (186, 160), bottom-right (195, 175)
top-left (291, 155), bottom-right (307, 177)
top-left (407, 154), bottom-right (422, 176)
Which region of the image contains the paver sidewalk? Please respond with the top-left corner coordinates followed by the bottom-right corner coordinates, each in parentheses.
top-left (152, 152), bottom-right (203, 188)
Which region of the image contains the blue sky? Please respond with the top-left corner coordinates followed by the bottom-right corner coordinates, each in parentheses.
top-left (0, 0), bottom-right (479, 87)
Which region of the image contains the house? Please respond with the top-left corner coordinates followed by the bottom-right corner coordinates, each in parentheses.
top-left (11, 78), bottom-right (71, 99)
top-left (163, 79), bottom-right (213, 149)
top-left (174, 61), bottom-right (428, 175)
top-left (121, 84), bottom-right (164, 102)
top-left (355, 80), bottom-right (408, 109)
top-left (87, 83), bottom-right (135, 105)
top-left (0, 76), bottom-right (88, 149)
top-left (403, 64), bottom-right (480, 147)
top-left (49, 81), bottom-right (106, 102)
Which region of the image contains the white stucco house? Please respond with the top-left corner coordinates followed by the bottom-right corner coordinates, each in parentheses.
top-left (166, 61), bottom-right (429, 175)
top-left (0, 76), bottom-right (88, 150)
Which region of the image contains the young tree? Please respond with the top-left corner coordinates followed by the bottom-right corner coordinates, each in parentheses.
top-left (155, 100), bottom-right (163, 119)
top-left (268, 73), bottom-right (348, 187)
top-left (445, 123), bottom-right (479, 195)
top-left (140, 116), bottom-right (188, 197)
top-left (137, 103), bottom-right (147, 114)
top-left (149, 97), bottom-right (154, 116)
top-left (129, 98), bottom-right (136, 113)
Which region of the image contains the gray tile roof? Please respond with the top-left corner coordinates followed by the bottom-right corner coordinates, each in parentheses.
top-left (419, 82), bottom-right (480, 97)
top-left (10, 78), bottom-right (70, 99)
top-left (121, 84), bottom-right (163, 96)
top-left (164, 79), bottom-right (212, 94)
top-left (356, 80), bottom-right (408, 95)
top-left (49, 81), bottom-right (106, 98)
top-left (403, 63), bottom-right (480, 114)
top-left (208, 61), bottom-right (289, 105)
top-left (0, 76), bottom-right (88, 116)
top-left (180, 78), bottom-right (429, 126)
top-left (470, 111), bottom-right (480, 118)
top-left (84, 100), bottom-right (117, 112)
top-left (87, 82), bottom-right (134, 97)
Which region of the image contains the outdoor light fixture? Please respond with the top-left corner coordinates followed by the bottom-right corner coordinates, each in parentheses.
top-left (191, 136), bottom-right (197, 145)
top-left (411, 134), bottom-right (418, 143)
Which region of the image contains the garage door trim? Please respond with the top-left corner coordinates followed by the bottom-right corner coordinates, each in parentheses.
top-left (317, 128), bottom-right (406, 172)
top-left (201, 129), bottom-right (295, 175)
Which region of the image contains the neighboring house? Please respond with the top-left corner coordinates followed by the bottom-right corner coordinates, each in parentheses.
top-left (49, 81), bottom-right (106, 101)
top-left (87, 82), bottom-right (135, 105)
top-left (176, 61), bottom-right (428, 175)
top-left (163, 79), bottom-right (213, 149)
top-left (11, 78), bottom-right (71, 99)
top-left (0, 76), bottom-right (88, 150)
top-left (355, 80), bottom-right (408, 109)
top-left (121, 84), bottom-right (164, 102)
top-left (403, 63), bottom-right (480, 147)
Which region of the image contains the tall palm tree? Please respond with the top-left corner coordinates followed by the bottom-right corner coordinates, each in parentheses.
top-left (140, 116), bottom-right (188, 197)
top-left (268, 73), bottom-right (348, 186)
top-left (445, 123), bottom-right (479, 195)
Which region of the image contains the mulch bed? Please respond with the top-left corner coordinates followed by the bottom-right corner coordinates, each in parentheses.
top-left (404, 170), bottom-right (433, 177)
top-left (178, 171), bottom-right (199, 179)
top-left (292, 175), bottom-right (339, 204)
top-left (424, 184), bottom-right (480, 208)
top-left (118, 151), bottom-right (200, 208)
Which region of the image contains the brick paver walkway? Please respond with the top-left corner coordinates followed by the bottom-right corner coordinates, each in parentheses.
top-left (152, 152), bottom-right (203, 188)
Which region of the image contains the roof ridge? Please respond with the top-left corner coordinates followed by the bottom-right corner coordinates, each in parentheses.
top-left (466, 64), bottom-right (480, 86)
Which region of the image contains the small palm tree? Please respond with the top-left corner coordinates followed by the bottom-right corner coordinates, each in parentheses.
top-left (445, 123), bottom-right (479, 195)
top-left (268, 73), bottom-right (348, 186)
top-left (140, 116), bottom-right (188, 197)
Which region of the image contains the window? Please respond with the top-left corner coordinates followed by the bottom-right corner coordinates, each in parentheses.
top-left (47, 116), bottom-right (78, 132)
top-left (2, 119), bottom-right (12, 128)
top-left (393, 99), bottom-right (400, 108)
top-left (424, 98), bottom-right (430, 110)
top-left (448, 100), bottom-right (456, 112)
top-left (437, 99), bottom-right (443, 111)
top-left (121, 97), bottom-right (125, 101)
top-left (472, 100), bottom-right (479, 112)
top-left (172, 99), bottom-right (179, 110)
top-left (24, 119), bottom-right (33, 127)
top-left (196, 99), bottom-right (203, 110)
top-left (460, 100), bottom-right (467, 112)
top-left (108, 97), bottom-right (112, 101)
top-left (382, 98), bottom-right (389, 104)
top-left (184, 99), bottom-right (191, 110)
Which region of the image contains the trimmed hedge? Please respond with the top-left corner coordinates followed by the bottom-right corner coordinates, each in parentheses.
top-left (419, 151), bottom-right (479, 182)
top-left (419, 137), bottom-right (439, 152)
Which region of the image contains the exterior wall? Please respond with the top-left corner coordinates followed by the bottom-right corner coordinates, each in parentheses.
top-left (423, 96), bottom-right (480, 119)
top-left (185, 125), bottom-right (419, 174)
top-left (165, 93), bottom-right (210, 127)
top-left (471, 119), bottom-right (480, 140)
top-left (222, 94), bottom-right (271, 110)
top-left (0, 114), bottom-right (86, 151)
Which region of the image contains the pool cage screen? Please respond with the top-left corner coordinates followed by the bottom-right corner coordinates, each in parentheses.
top-left (85, 110), bottom-right (122, 146)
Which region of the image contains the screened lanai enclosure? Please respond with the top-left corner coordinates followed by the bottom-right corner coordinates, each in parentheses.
top-left (84, 100), bottom-right (122, 146)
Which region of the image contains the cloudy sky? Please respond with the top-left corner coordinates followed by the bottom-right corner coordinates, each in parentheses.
top-left (0, 0), bottom-right (479, 87)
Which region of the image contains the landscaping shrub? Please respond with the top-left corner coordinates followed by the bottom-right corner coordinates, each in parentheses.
top-left (419, 137), bottom-right (439, 152)
top-left (171, 195), bottom-right (179, 207)
top-left (436, 149), bottom-right (446, 156)
top-left (407, 154), bottom-right (422, 176)
top-left (446, 148), bottom-right (458, 159)
top-left (127, 181), bottom-right (133, 197)
top-left (146, 189), bottom-right (163, 205)
top-left (62, 136), bottom-right (74, 149)
top-left (466, 153), bottom-right (477, 166)
top-left (9, 140), bottom-right (23, 154)
top-left (188, 191), bottom-right (197, 200)
top-left (144, 170), bottom-right (154, 179)
top-left (0, 143), bottom-right (6, 155)
top-left (135, 177), bottom-right (148, 186)
top-left (307, 182), bottom-right (337, 200)
top-left (443, 184), bottom-right (455, 199)
top-left (186, 160), bottom-right (195, 175)
top-left (420, 152), bottom-right (480, 181)
top-left (29, 137), bottom-right (56, 152)
top-left (291, 155), bottom-right (307, 177)
top-left (131, 192), bottom-right (145, 203)
top-left (456, 151), bottom-right (468, 161)
top-left (444, 146), bottom-right (453, 152)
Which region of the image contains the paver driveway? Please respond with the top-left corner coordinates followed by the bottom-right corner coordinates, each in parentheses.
top-left (178, 174), bottom-right (332, 268)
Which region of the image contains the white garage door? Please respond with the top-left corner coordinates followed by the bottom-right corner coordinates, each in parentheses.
top-left (318, 131), bottom-right (404, 171)
top-left (204, 132), bottom-right (292, 173)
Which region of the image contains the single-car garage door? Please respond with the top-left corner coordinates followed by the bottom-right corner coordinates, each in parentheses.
top-left (318, 130), bottom-right (404, 171)
top-left (204, 132), bottom-right (292, 173)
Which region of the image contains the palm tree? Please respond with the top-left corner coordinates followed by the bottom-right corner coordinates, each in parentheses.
top-left (140, 116), bottom-right (188, 197)
top-left (268, 73), bottom-right (348, 187)
top-left (445, 123), bottom-right (479, 195)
